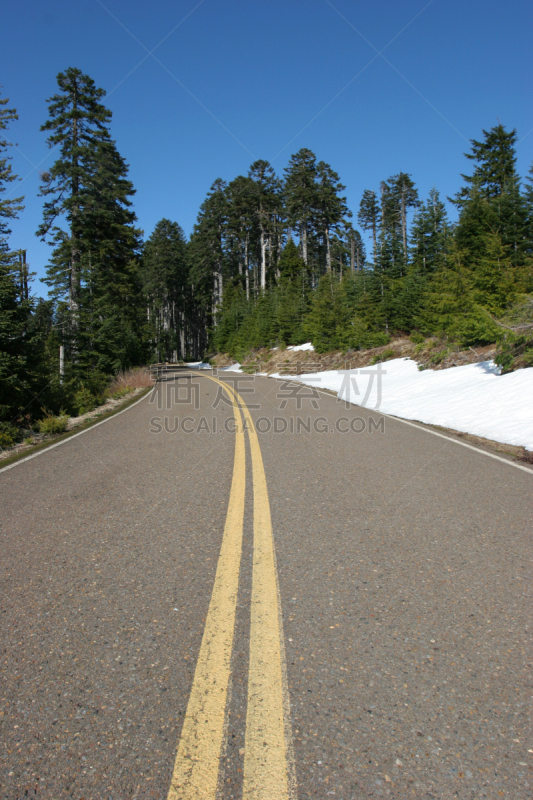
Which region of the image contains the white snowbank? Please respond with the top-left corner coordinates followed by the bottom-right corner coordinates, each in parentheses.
top-left (218, 363), bottom-right (243, 373)
top-left (287, 342), bottom-right (315, 352)
top-left (271, 358), bottom-right (533, 450)
top-left (186, 361), bottom-right (210, 369)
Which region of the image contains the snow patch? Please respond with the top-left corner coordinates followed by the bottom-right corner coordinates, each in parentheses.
top-left (218, 363), bottom-right (243, 373)
top-left (287, 342), bottom-right (315, 352)
top-left (271, 358), bottom-right (533, 450)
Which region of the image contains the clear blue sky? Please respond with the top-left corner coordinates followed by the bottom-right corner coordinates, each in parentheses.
top-left (2, 0), bottom-right (532, 298)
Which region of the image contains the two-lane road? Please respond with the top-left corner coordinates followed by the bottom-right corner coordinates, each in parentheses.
top-left (1, 371), bottom-right (531, 799)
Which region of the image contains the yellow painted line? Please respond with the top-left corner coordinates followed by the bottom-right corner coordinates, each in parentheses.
top-left (167, 379), bottom-right (246, 800)
top-left (234, 388), bottom-right (296, 800)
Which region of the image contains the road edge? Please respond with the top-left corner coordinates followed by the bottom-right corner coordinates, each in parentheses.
top-left (0, 387), bottom-right (152, 474)
top-left (263, 375), bottom-right (533, 476)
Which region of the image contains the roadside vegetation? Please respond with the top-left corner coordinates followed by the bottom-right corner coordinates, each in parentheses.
top-left (1, 68), bottom-right (531, 446)
top-left (0, 368), bottom-right (153, 456)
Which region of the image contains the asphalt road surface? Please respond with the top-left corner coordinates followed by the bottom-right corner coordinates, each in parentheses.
top-left (1, 370), bottom-right (531, 800)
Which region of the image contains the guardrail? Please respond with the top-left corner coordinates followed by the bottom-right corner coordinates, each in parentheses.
top-left (149, 362), bottom-right (188, 380)
top-left (239, 360), bottom-right (358, 376)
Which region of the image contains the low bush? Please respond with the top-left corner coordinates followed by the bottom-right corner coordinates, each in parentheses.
top-left (371, 347), bottom-right (396, 364)
top-left (107, 367), bottom-right (153, 396)
top-left (38, 413), bottom-right (69, 435)
top-left (0, 422), bottom-right (20, 448)
top-left (429, 350), bottom-right (448, 365)
top-left (73, 387), bottom-right (98, 415)
top-left (108, 387), bottom-right (130, 400)
top-left (495, 332), bottom-right (533, 373)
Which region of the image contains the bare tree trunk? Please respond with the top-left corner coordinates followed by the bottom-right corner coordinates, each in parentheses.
top-left (301, 222), bottom-right (308, 264)
top-left (70, 105), bottom-right (80, 339)
top-left (245, 234), bottom-right (250, 302)
top-left (325, 226), bottom-right (331, 272)
top-left (260, 231), bottom-right (267, 291)
top-left (238, 233), bottom-right (243, 277)
top-left (401, 186), bottom-right (408, 276)
top-left (350, 235), bottom-right (355, 272)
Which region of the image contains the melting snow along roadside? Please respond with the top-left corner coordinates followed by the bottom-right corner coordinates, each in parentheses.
top-left (271, 358), bottom-right (533, 451)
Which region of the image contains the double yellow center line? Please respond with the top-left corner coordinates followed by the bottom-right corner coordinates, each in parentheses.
top-left (167, 376), bottom-right (295, 800)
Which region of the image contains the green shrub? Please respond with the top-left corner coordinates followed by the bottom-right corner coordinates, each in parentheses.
top-left (84, 371), bottom-right (109, 399)
top-left (38, 413), bottom-right (69, 435)
top-left (73, 387), bottom-right (98, 415)
top-left (524, 347), bottom-right (533, 368)
top-left (429, 350), bottom-right (448, 365)
top-left (496, 332), bottom-right (533, 373)
top-left (410, 331), bottom-right (425, 344)
top-left (109, 387), bottom-right (130, 400)
top-left (0, 422), bottom-right (20, 448)
top-left (371, 347), bottom-right (395, 365)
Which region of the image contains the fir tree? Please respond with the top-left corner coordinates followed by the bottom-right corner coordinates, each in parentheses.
top-left (141, 219), bottom-right (189, 361)
top-left (0, 89), bottom-right (24, 239)
top-left (248, 160), bottom-right (281, 291)
top-left (37, 68), bottom-right (112, 325)
top-left (284, 149), bottom-right (318, 266)
top-left (452, 123), bottom-right (529, 271)
top-left (358, 189), bottom-right (379, 265)
top-left (226, 175), bottom-right (256, 300)
top-left (410, 188), bottom-right (449, 276)
top-left (454, 124), bottom-right (520, 205)
top-left (418, 239), bottom-right (501, 345)
top-left (275, 239), bottom-right (309, 345)
top-left (387, 173), bottom-right (419, 272)
top-left (189, 179), bottom-right (228, 328)
top-left (37, 68), bottom-right (142, 371)
top-left (315, 161), bottom-right (351, 273)
top-left (0, 89), bottom-right (30, 422)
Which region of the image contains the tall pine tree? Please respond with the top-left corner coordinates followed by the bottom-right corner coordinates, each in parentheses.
top-left (37, 68), bottom-right (142, 371)
top-left (0, 88), bottom-right (30, 423)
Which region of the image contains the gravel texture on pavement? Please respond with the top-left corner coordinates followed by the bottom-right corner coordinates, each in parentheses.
top-left (1, 372), bottom-right (531, 800)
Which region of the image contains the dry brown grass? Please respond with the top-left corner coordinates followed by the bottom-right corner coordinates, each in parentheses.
top-left (107, 367), bottom-right (154, 395)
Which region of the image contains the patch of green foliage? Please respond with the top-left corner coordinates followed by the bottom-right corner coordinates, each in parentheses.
top-left (370, 347), bottom-right (395, 365)
top-left (38, 413), bottom-right (69, 435)
top-left (108, 387), bottom-right (130, 400)
top-left (0, 422), bottom-right (21, 448)
top-left (429, 350), bottom-right (449, 365)
top-left (73, 387), bottom-right (98, 415)
top-left (495, 332), bottom-right (533, 373)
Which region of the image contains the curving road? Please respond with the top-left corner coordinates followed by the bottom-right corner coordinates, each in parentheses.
top-left (1, 370), bottom-right (531, 800)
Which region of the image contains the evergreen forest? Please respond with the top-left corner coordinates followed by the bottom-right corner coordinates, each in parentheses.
top-left (1, 68), bottom-right (532, 436)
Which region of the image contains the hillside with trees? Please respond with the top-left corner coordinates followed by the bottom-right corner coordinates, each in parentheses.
top-left (1, 67), bottom-right (532, 438)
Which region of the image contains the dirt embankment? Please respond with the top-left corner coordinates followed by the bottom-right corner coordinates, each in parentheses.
top-left (211, 337), bottom-right (498, 375)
